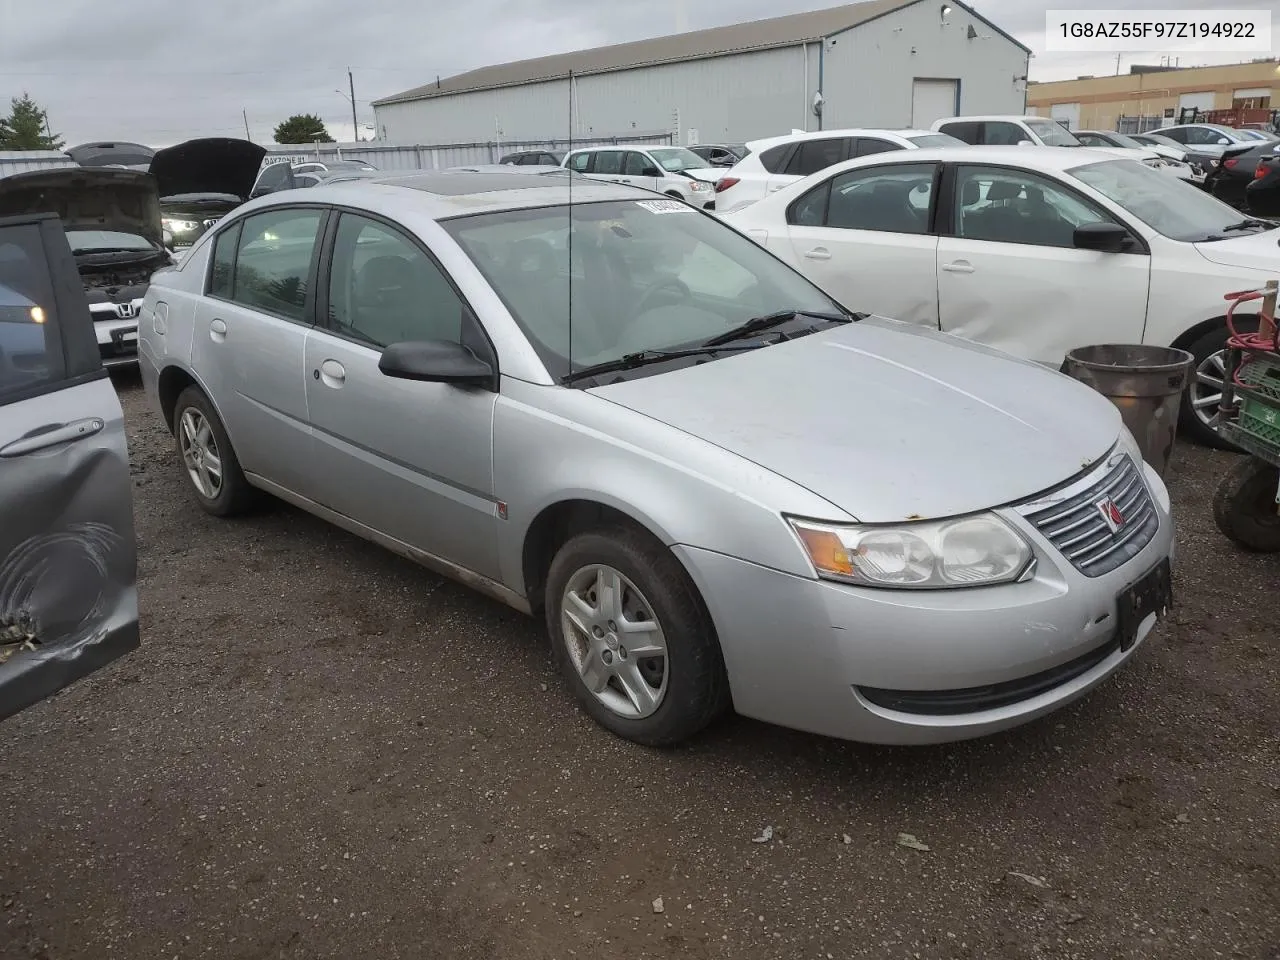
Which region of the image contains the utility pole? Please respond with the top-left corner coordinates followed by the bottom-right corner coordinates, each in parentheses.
top-left (348, 68), bottom-right (358, 141)
top-left (1115, 52), bottom-right (1122, 75)
top-left (243, 108), bottom-right (251, 140)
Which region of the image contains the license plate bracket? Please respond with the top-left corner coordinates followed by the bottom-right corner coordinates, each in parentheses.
top-left (1115, 557), bottom-right (1172, 652)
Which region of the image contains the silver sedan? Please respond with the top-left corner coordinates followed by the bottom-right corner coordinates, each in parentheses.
top-left (139, 171), bottom-right (1174, 746)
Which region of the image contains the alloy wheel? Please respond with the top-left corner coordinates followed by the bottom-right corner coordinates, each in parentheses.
top-left (560, 564), bottom-right (669, 719)
top-left (1190, 348), bottom-right (1229, 430)
top-left (179, 407), bottom-right (223, 500)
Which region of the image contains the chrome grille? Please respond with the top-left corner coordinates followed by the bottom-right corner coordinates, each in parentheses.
top-left (1015, 454), bottom-right (1157, 578)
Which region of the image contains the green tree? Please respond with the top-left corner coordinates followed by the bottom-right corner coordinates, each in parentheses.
top-left (272, 114), bottom-right (334, 144)
top-left (0, 93), bottom-right (63, 150)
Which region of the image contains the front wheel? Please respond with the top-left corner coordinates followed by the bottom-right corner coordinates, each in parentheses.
top-left (1213, 456), bottom-right (1280, 552)
top-left (544, 527), bottom-right (729, 746)
top-left (1180, 324), bottom-right (1254, 450)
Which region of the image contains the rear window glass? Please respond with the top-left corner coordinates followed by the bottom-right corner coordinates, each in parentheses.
top-left (758, 143), bottom-right (792, 174)
top-left (0, 224), bottom-right (67, 402)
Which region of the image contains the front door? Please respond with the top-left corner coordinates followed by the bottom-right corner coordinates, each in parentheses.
top-left (191, 206), bottom-right (326, 498)
top-left (304, 211), bottom-right (501, 580)
top-left (780, 162), bottom-right (941, 326)
top-left (936, 164), bottom-right (1152, 365)
top-left (0, 214), bottom-right (137, 720)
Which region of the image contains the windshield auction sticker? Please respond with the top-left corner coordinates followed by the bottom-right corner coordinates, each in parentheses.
top-left (1045, 9), bottom-right (1271, 52)
top-left (635, 199), bottom-right (695, 214)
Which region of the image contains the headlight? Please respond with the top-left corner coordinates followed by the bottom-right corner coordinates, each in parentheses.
top-left (690, 180), bottom-right (711, 191)
top-left (161, 217), bottom-right (199, 234)
top-left (787, 514), bottom-right (1033, 589)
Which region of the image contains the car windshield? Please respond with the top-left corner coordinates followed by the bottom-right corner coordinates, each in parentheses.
top-left (1107, 133), bottom-right (1149, 150)
top-left (1071, 158), bottom-right (1277, 242)
top-left (1026, 119), bottom-right (1082, 146)
top-left (66, 230), bottom-right (156, 254)
top-left (906, 133), bottom-right (965, 148)
top-left (649, 147), bottom-right (710, 172)
top-left (443, 199), bottom-right (844, 378)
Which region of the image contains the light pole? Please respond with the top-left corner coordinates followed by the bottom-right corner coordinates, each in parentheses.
top-left (336, 79), bottom-right (361, 141)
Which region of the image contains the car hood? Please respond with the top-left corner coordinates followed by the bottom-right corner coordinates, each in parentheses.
top-left (590, 319), bottom-right (1121, 522)
top-left (148, 137), bottom-right (266, 199)
top-left (1194, 228), bottom-right (1280, 270)
top-left (0, 167), bottom-right (163, 246)
top-left (674, 167), bottom-right (722, 183)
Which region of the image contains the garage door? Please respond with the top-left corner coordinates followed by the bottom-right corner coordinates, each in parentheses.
top-left (1179, 91), bottom-right (1216, 112)
top-left (1050, 103), bottom-right (1081, 129)
top-left (911, 79), bottom-right (958, 128)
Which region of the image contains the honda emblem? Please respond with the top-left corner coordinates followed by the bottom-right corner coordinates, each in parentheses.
top-left (115, 302), bottom-right (137, 319)
top-left (1096, 497), bottom-right (1125, 534)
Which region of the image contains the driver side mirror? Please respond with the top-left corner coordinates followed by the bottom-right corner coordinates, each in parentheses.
top-left (162, 229), bottom-right (174, 248)
top-left (379, 340), bottom-right (495, 388)
top-left (642, 166), bottom-right (662, 177)
top-left (1217, 138), bottom-right (1231, 145)
top-left (1073, 222), bottom-right (1133, 253)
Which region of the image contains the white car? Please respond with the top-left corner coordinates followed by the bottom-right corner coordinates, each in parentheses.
top-left (931, 115), bottom-right (1194, 183)
top-left (562, 146), bottom-right (718, 209)
top-left (1073, 130), bottom-right (1203, 184)
top-left (712, 128), bottom-right (965, 215)
top-left (1148, 124), bottom-right (1263, 159)
top-left (722, 145), bottom-right (1279, 447)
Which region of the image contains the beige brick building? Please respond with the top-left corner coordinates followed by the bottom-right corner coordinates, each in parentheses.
top-left (1026, 60), bottom-right (1279, 132)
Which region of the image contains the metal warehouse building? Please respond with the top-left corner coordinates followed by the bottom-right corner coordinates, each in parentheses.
top-left (372, 0), bottom-right (1031, 147)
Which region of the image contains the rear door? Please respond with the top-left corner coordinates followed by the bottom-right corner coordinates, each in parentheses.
top-left (0, 213), bottom-right (137, 721)
top-left (780, 162), bottom-right (940, 326)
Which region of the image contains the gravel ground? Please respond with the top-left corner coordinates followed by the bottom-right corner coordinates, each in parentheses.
top-left (2, 370), bottom-right (1278, 960)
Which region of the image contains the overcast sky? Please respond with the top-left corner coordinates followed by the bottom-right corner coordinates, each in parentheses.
top-left (1, 0), bottom-right (1276, 146)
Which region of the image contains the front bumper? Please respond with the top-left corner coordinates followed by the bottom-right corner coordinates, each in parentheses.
top-left (677, 461), bottom-right (1175, 745)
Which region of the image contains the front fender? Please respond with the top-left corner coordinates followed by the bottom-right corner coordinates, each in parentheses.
top-left (491, 379), bottom-right (850, 596)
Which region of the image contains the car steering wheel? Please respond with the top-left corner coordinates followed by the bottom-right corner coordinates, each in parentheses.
top-left (629, 277), bottom-right (690, 322)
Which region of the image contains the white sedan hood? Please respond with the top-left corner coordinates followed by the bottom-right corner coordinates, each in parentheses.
top-left (1194, 229), bottom-right (1280, 271)
top-left (591, 319), bottom-right (1122, 523)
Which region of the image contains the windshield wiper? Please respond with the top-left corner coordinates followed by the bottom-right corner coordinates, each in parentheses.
top-left (561, 343), bottom-right (765, 385)
top-left (1221, 218), bottom-right (1272, 233)
top-left (700, 309), bottom-right (853, 348)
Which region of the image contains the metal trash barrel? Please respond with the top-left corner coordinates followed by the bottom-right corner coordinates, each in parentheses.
top-left (1062, 344), bottom-right (1195, 477)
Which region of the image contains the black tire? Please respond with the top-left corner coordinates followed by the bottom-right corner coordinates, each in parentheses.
top-left (1213, 456), bottom-right (1280, 553)
top-left (1179, 323), bottom-right (1256, 450)
top-left (544, 526), bottom-right (730, 746)
top-left (172, 386), bottom-right (257, 517)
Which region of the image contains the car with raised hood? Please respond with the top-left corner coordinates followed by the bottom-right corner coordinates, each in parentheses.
top-left (721, 145), bottom-right (1280, 449)
top-left (65, 141), bottom-right (156, 171)
top-left (149, 137), bottom-right (267, 251)
top-left (0, 211), bottom-right (139, 721)
top-left (563, 146), bottom-right (720, 209)
top-left (139, 171), bottom-right (1173, 747)
top-left (713, 128), bottom-right (966, 215)
top-left (0, 167), bottom-right (173, 369)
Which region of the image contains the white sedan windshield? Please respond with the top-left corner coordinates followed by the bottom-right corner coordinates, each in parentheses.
top-left (1027, 119), bottom-right (1082, 146)
top-left (648, 148), bottom-right (710, 172)
top-left (1071, 158), bottom-right (1274, 242)
top-left (444, 199), bottom-right (844, 377)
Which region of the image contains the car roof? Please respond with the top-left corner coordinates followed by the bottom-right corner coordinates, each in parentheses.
top-left (743, 128), bottom-right (940, 152)
top-left (937, 116), bottom-right (1044, 123)
top-left (245, 170), bottom-right (644, 220)
top-left (827, 144), bottom-right (1134, 172)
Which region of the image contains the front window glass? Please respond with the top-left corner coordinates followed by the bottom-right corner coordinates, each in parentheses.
top-left (443, 200), bottom-right (843, 378)
top-left (1071, 158), bottom-right (1277, 242)
top-left (955, 166), bottom-right (1111, 247)
top-left (648, 147), bottom-right (708, 172)
top-left (1026, 119), bottom-right (1082, 146)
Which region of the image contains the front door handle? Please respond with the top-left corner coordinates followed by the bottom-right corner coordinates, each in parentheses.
top-left (803, 247), bottom-right (832, 261)
top-left (941, 260), bottom-right (975, 274)
top-left (317, 359), bottom-right (346, 388)
top-left (0, 418), bottom-right (104, 457)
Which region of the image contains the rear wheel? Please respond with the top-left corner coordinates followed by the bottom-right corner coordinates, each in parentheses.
top-left (173, 386), bottom-right (257, 517)
top-left (544, 527), bottom-right (729, 746)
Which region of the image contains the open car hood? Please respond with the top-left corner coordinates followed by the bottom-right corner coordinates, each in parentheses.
top-left (148, 137), bottom-right (266, 200)
top-left (0, 167), bottom-right (163, 247)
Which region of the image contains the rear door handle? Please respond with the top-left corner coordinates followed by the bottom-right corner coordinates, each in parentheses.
top-left (941, 260), bottom-right (974, 274)
top-left (210, 317), bottom-right (228, 340)
top-left (316, 359), bottom-right (346, 387)
top-left (803, 247), bottom-right (832, 261)
top-left (0, 418), bottom-right (104, 457)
